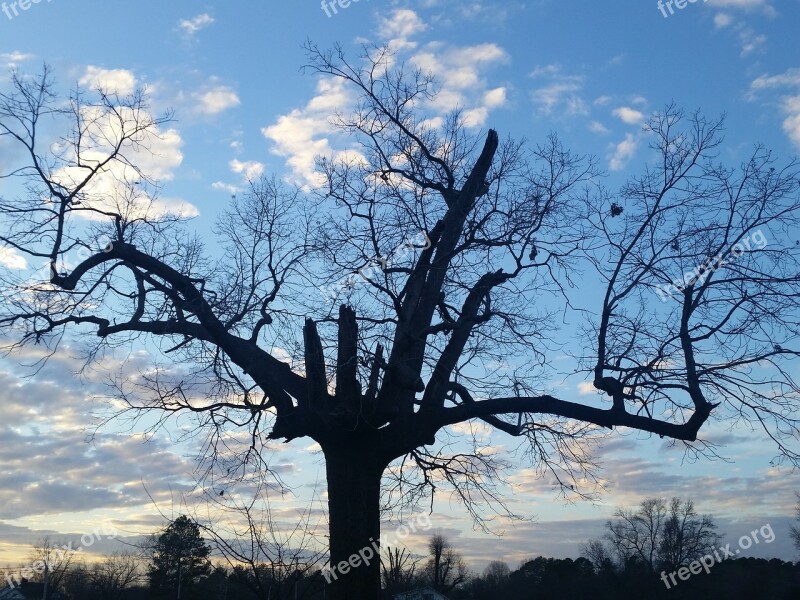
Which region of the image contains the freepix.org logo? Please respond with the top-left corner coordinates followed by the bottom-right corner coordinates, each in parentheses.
top-left (3, 524), bottom-right (117, 589)
top-left (654, 230), bottom-right (768, 302)
top-left (660, 523), bottom-right (775, 589)
top-left (656, 0), bottom-right (709, 19)
top-left (318, 231), bottom-right (431, 305)
top-left (2, 0), bottom-right (55, 21)
top-left (320, 0), bottom-right (369, 18)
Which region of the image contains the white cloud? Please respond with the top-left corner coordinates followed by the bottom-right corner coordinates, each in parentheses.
top-left (212, 181), bottom-right (242, 195)
top-left (530, 64), bottom-right (560, 78)
top-left (532, 81), bottom-right (583, 116)
top-left (706, 0), bottom-right (774, 13)
top-left (49, 105), bottom-right (192, 220)
top-left (749, 68), bottom-right (800, 93)
top-left (414, 43), bottom-right (508, 89)
top-left (566, 96), bottom-right (589, 116)
top-left (264, 35), bottom-right (507, 183)
top-left (608, 133), bottom-right (638, 171)
top-left (530, 65), bottom-right (587, 118)
top-left (0, 247), bottom-right (27, 269)
top-left (178, 13), bottom-right (214, 36)
top-left (577, 382), bottom-right (597, 395)
top-left (780, 96), bottom-right (800, 149)
top-left (462, 107), bottom-right (488, 128)
top-left (714, 12), bottom-right (734, 27)
top-left (588, 121), bottom-right (609, 135)
top-left (612, 106), bottom-right (644, 125)
top-left (229, 159), bottom-right (264, 181)
top-left (483, 87), bottom-right (507, 109)
top-left (196, 86), bottom-right (240, 115)
top-left (411, 43), bottom-right (509, 124)
top-left (262, 77), bottom-right (348, 187)
top-left (747, 69), bottom-right (800, 150)
top-left (133, 126), bottom-right (184, 182)
top-left (378, 9), bottom-right (427, 48)
top-left (739, 29), bottom-right (766, 56)
top-left (0, 51), bottom-right (34, 68)
top-left (79, 66), bottom-right (137, 96)
top-left (706, 0), bottom-right (773, 55)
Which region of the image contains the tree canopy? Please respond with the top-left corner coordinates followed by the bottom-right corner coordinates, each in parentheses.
top-left (1, 45), bottom-right (799, 598)
top-left (147, 516), bottom-right (212, 599)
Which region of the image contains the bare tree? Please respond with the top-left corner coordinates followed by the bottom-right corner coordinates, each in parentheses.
top-left (605, 498), bottom-right (669, 570)
top-left (423, 535), bottom-right (468, 593)
top-left (189, 478), bottom-right (326, 600)
top-left (89, 552), bottom-right (142, 600)
top-left (580, 539), bottom-right (614, 574)
top-left (1, 41), bottom-right (799, 599)
top-left (381, 546), bottom-right (419, 595)
top-left (658, 498), bottom-right (720, 572)
top-left (602, 497), bottom-right (721, 573)
top-left (26, 537), bottom-right (77, 599)
top-left (482, 560), bottom-right (510, 587)
top-left (791, 492), bottom-right (800, 557)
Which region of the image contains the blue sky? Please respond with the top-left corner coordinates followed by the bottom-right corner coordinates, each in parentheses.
top-left (1, 0), bottom-right (799, 573)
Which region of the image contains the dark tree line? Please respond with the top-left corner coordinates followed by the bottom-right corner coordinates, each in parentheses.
top-left (3, 494), bottom-right (800, 599)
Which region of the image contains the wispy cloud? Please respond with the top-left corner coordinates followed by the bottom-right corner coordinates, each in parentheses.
top-left (378, 8), bottom-right (427, 50)
top-left (411, 42), bottom-right (509, 126)
top-left (608, 133), bottom-right (638, 171)
top-left (705, 0), bottom-right (773, 56)
top-left (0, 51), bottom-right (34, 68)
top-left (747, 68), bottom-right (800, 149)
top-left (530, 64), bottom-right (587, 117)
top-left (0, 247), bottom-right (27, 269)
top-left (706, 0), bottom-right (775, 15)
top-left (714, 12), bottom-right (734, 27)
top-left (178, 13), bottom-right (215, 36)
top-left (262, 77), bottom-right (350, 187)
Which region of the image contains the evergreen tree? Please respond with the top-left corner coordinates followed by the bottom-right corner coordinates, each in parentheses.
top-left (148, 516), bottom-right (212, 600)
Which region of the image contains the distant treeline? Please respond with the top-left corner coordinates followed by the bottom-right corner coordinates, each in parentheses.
top-left (6, 554), bottom-right (798, 600)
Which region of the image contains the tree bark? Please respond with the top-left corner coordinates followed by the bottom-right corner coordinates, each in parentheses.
top-left (323, 446), bottom-right (385, 600)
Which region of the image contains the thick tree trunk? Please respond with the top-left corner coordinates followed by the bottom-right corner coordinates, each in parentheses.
top-left (323, 447), bottom-right (385, 600)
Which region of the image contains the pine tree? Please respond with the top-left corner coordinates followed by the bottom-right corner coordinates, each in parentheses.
top-left (148, 516), bottom-right (212, 600)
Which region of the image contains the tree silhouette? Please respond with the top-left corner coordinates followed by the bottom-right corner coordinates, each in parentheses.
top-left (1, 44), bottom-right (799, 599)
top-left (25, 536), bottom-right (76, 599)
top-left (482, 560), bottom-right (511, 588)
top-left (423, 534), bottom-right (468, 593)
top-left (587, 497), bottom-right (721, 575)
top-left (381, 546), bottom-right (419, 596)
top-left (148, 516), bottom-right (212, 599)
top-left (791, 492), bottom-right (800, 557)
top-left (89, 552), bottom-right (141, 600)
top-left (188, 475), bottom-right (325, 600)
